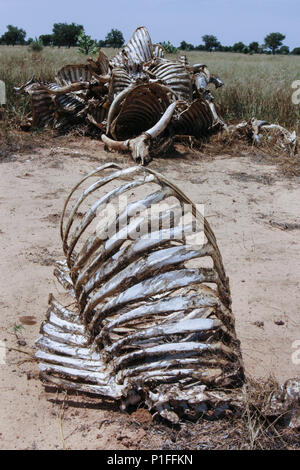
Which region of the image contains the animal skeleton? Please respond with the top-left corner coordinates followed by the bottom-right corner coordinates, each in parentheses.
top-left (13, 27), bottom-right (218, 164)
top-left (36, 164), bottom-right (244, 423)
top-left (15, 26), bottom-right (297, 163)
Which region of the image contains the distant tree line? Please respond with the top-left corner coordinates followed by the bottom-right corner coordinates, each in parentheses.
top-left (180, 33), bottom-right (299, 55)
top-left (0, 23), bottom-right (125, 50)
top-left (0, 24), bottom-right (299, 55)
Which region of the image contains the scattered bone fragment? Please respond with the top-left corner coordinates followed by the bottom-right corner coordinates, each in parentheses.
top-left (229, 118), bottom-right (297, 156)
top-left (263, 378), bottom-right (300, 429)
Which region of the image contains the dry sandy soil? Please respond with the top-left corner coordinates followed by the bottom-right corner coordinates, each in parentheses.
top-left (0, 133), bottom-right (299, 449)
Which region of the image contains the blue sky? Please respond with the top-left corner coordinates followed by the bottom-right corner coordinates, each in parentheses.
top-left (0, 0), bottom-right (299, 48)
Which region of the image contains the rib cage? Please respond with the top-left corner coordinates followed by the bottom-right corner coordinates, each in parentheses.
top-left (110, 67), bottom-right (132, 97)
top-left (27, 83), bottom-right (55, 127)
top-left (152, 43), bottom-right (165, 58)
top-left (110, 84), bottom-right (171, 140)
top-left (173, 99), bottom-right (214, 137)
top-left (110, 26), bottom-right (153, 68)
top-left (36, 164), bottom-right (244, 421)
top-left (56, 64), bottom-right (94, 86)
top-left (15, 26), bottom-right (228, 162)
top-left (86, 98), bottom-right (108, 130)
top-left (148, 59), bottom-right (193, 101)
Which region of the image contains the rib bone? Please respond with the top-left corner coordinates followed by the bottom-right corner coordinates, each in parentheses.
top-left (36, 164), bottom-right (244, 422)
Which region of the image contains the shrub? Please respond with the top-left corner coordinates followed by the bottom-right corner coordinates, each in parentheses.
top-left (77, 32), bottom-right (99, 55)
top-left (159, 41), bottom-right (178, 54)
top-left (291, 47), bottom-right (300, 55)
top-left (28, 38), bottom-right (43, 52)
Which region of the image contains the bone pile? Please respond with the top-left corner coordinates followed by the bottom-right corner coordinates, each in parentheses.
top-left (14, 26), bottom-right (225, 164)
top-left (15, 26), bottom-right (297, 163)
top-left (35, 163), bottom-right (244, 423)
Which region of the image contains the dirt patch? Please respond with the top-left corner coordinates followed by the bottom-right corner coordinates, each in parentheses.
top-left (229, 171), bottom-right (275, 185)
top-left (25, 247), bottom-right (59, 266)
top-left (256, 213), bottom-right (300, 231)
top-left (266, 220), bottom-right (300, 231)
top-left (130, 409), bottom-right (153, 425)
top-left (42, 213), bottom-right (61, 225)
top-left (0, 134), bottom-right (300, 449)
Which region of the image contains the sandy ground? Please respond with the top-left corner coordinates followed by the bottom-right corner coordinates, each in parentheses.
top-left (0, 135), bottom-right (299, 449)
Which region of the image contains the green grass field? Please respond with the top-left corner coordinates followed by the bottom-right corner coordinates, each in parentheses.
top-left (0, 45), bottom-right (299, 131)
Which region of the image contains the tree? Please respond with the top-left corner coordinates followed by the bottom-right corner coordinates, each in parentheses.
top-left (39, 34), bottom-right (53, 46)
top-left (0, 25), bottom-right (26, 45)
top-left (98, 39), bottom-right (107, 48)
top-left (232, 41), bottom-right (246, 53)
top-left (202, 35), bottom-right (220, 52)
top-left (77, 32), bottom-right (99, 55)
top-left (215, 44), bottom-right (227, 52)
top-left (52, 23), bottom-right (83, 48)
top-left (105, 29), bottom-right (124, 48)
top-left (222, 45), bottom-right (233, 52)
top-left (291, 47), bottom-right (300, 55)
top-left (180, 40), bottom-right (188, 50)
top-left (180, 40), bottom-right (194, 51)
top-left (186, 43), bottom-right (194, 51)
top-left (279, 45), bottom-right (289, 55)
top-left (194, 44), bottom-right (206, 51)
top-left (249, 41), bottom-right (259, 54)
top-left (264, 32), bottom-right (285, 55)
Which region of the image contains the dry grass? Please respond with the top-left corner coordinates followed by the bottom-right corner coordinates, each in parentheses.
top-left (176, 129), bottom-right (300, 177)
top-left (0, 46), bottom-right (299, 131)
top-left (0, 46), bottom-right (116, 128)
top-left (171, 50), bottom-right (300, 131)
top-left (140, 377), bottom-right (300, 450)
top-left (39, 375), bottom-right (300, 450)
top-left (0, 46), bottom-right (299, 176)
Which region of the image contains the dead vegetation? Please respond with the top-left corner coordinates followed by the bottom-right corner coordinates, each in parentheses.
top-left (193, 130), bottom-right (300, 177)
top-left (14, 356), bottom-right (300, 449)
top-left (8, 328), bottom-right (300, 449)
top-left (141, 378), bottom-right (300, 450)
